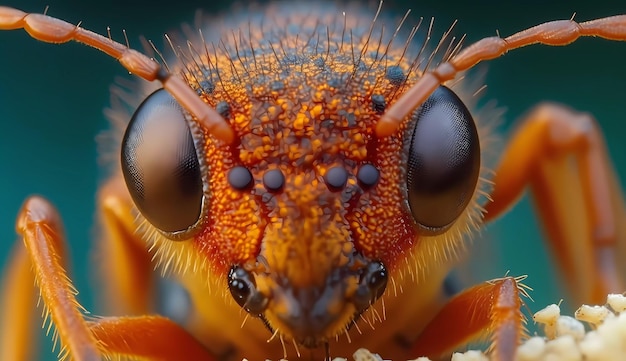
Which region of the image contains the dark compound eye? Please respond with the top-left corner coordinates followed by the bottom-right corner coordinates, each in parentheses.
top-left (121, 89), bottom-right (204, 234)
top-left (405, 86), bottom-right (480, 233)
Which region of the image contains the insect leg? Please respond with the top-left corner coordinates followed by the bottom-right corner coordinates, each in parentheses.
top-left (96, 176), bottom-right (155, 315)
top-left (409, 276), bottom-right (528, 361)
top-left (87, 315), bottom-right (216, 360)
top-left (0, 243), bottom-right (39, 360)
top-left (6, 196), bottom-right (101, 360)
top-left (95, 178), bottom-right (218, 360)
top-left (1, 191), bottom-right (217, 360)
top-left (483, 103), bottom-right (626, 305)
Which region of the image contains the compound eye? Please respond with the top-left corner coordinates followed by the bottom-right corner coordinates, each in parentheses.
top-left (405, 86), bottom-right (480, 233)
top-left (121, 89), bottom-right (204, 234)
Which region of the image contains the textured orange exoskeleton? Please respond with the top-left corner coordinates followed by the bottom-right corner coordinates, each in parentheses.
top-left (1, 2), bottom-right (626, 361)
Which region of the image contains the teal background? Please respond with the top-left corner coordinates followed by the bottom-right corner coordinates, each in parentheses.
top-left (1, 0), bottom-right (625, 359)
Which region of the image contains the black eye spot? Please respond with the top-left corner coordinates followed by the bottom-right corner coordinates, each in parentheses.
top-left (216, 101), bottom-right (231, 118)
top-left (385, 65), bottom-right (405, 86)
top-left (405, 86), bottom-right (480, 233)
top-left (121, 89), bottom-right (204, 234)
top-left (228, 166), bottom-right (253, 191)
top-left (371, 94), bottom-right (386, 113)
top-left (357, 164), bottom-right (380, 188)
top-left (263, 169), bottom-right (285, 192)
top-left (324, 166), bottom-right (348, 190)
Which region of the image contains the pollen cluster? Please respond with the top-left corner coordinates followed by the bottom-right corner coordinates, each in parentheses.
top-left (339, 294), bottom-right (626, 361)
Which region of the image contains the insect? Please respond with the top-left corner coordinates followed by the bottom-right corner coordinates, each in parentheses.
top-left (1, 0), bottom-right (624, 358)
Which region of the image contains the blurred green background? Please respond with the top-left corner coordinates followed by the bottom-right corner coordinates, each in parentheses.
top-left (1, 0), bottom-right (625, 359)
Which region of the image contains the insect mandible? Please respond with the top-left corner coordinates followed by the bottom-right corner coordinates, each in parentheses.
top-left (1, 0), bottom-right (624, 360)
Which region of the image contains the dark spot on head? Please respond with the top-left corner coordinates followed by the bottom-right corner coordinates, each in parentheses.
top-left (324, 166), bottom-right (348, 190)
top-left (386, 65), bottom-right (405, 86)
top-left (228, 166), bottom-right (254, 190)
top-left (263, 169), bottom-right (285, 192)
top-left (371, 94), bottom-right (386, 113)
top-left (216, 101), bottom-right (231, 118)
top-left (357, 164), bottom-right (380, 188)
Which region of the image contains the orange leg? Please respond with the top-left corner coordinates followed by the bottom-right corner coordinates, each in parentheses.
top-left (410, 276), bottom-right (528, 361)
top-left (484, 103), bottom-right (626, 305)
top-left (0, 195), bottom-right (215, 360)
top-left (0, 244), bottom-right (38, 361)
top-left (14, 196), bottom-right (101, 360)
top-left (89, 315), bottom-right (215, 360)
top-left (96, 176), bottom-right (155, 315)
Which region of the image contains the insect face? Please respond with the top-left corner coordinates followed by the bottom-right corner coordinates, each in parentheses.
top-left (1, 1), bottom-right (626, 360)
top-left (111, 5), bottom-right (484, 346)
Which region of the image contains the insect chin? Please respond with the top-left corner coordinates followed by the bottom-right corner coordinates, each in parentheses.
top-left (227, 258), bottom-right (388, 348)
